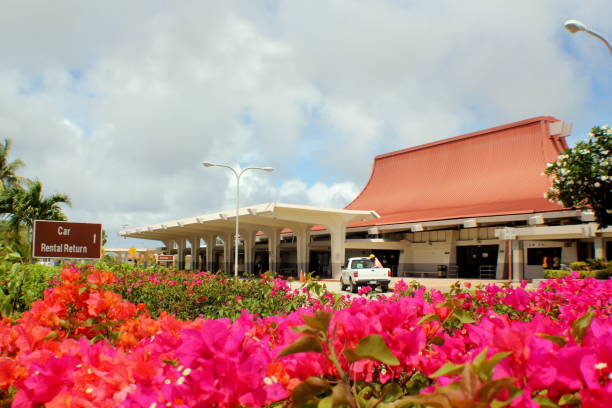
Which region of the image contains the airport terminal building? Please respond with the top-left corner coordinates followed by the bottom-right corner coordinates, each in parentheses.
top-left (120, 116), bottom-right (611, 280)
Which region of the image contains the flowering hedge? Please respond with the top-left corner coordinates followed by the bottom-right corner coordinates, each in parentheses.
top-left (0, 266), bottom-right (610, 407)
top-left (1, 264), bottom-right (330, 321)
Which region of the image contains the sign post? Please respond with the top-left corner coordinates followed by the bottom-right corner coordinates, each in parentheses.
top-left (32, 220), bottom-right (103, 260)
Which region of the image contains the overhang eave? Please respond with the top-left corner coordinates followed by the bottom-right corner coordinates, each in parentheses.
top-left (119, 202), bottom-right (378, 242)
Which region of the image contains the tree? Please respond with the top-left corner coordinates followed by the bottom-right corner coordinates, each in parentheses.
top-left (0, 139), bottom-right (26, 190)
top-left (545, 125), bottom-right (611, 228)
top-left (1, 180), bottom-right (71, 234)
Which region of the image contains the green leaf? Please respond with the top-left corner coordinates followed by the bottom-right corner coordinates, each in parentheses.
top-left (535, 333), bottom-right (567, 347)
top-left (390, 393), bottom-right (452, 408)
top-left (277, 335), bottom-right (323, 359)
top-left (417, 313), bottom-right (441, 325)
top-left (292, 377), bottom-right (330, 407)
top-left (89, 334), bottom-right (105, 344)
top-left (532, 395), bottom-right (559, 407)
top-left (558, 393), bottom-right (581, 405)
top-left (317, 396), bottom-right (332, 408)
top-left (352, 334), bottom-right (400, 366)
top-left (303, 310), bottom-right (332, 332)
top-left (430, 336), bottom-right (445, 346)
top-left (43, 331), bottom-right (59, 341)
top-left (452, 309), bottom-right (475, 324)
top-left (472, 347), bottom-right (488, 369)
top-left (478, 351), bottom-right (512, 381)
top-left (478, 377), bottom-right (516, 404)
top-left (490, 386), bottom-right (523, 408)
top-left (343, 348), bottom-right (360, 363)
top-left (431, 362), bottom-right (465, 378)
top-left (331, 383), bottom-right (352, 407)
top-left (78, 286), bottom-right (87, 295)
top-left (291, 325), bottom-right (321, 336)
top-left (381, 382), bottom-right (403, 402)
top-left (571, 311), bottom-right (595, 345)
top-left (162, 359), bottom-right (179, 366)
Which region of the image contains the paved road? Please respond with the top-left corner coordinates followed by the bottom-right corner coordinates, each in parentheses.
top-left (289, 277), bottom-right (532, 295)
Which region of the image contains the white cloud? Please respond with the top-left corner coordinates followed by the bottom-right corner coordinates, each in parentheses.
top-left (0, 0), bottom-right (610, 248)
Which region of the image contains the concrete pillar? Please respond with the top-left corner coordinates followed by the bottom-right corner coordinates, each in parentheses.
top-left (222, 232), bottom-right (233, 275)
top-left (511, 240), bottom-right (523, 282)
top-left (265, 228), bottom-right (282, 274)
top-left (190, 236), bottom-right (201, 271)
top-left (594, 238), bottom-right (605, 260)
top-left (177, 239), bottom-right (186, 270)
top-left (398, 246), bottom-right (408, 277)
top-left (243, 230), bottom-right (257, 275)
top-left (496, 242), bottom-right (506, 280)
top-left (162, 240), bottom-right (173, 254)
top-left (202, 233), bottom-right (215, 273)
top-left (448, 230), bottom-right (459, 265)
top-left (328, 222), bottom-right (346, 280)
top-left (294, 224), bottom-right (311, 276)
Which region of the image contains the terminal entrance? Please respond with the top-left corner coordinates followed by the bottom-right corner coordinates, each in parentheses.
top-left (457, 245), bottom-right (498, 279)
top-left (310, 251), bottom-right (331, 279)
top-left (371, 250), bottom-right (400, 276)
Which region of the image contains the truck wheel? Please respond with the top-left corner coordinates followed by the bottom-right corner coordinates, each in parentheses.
top-left (340, 277), bottom-right (347, 291)
top-left (380, 285), bottom-right (389, 293)
top-left (350, 280), bottom-right (358, 294)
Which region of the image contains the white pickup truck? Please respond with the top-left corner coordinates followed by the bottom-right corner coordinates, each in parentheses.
top-left (340, 257), bottom-right (392, 293)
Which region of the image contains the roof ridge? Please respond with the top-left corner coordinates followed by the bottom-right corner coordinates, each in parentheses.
top-left (375, 115), bottom-right (559, 161)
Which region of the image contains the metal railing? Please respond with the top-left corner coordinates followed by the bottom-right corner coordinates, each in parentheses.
top-left (479, 265), bottom-right (496, 279)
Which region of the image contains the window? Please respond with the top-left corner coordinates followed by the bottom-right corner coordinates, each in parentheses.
top-left (351, 260), bottom-right (373, 269)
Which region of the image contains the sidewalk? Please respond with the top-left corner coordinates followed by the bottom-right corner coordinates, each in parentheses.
top-left (289, 277), bottom-right (534, 294)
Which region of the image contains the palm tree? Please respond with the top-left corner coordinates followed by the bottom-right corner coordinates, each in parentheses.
top-left (0, 139), bottom-right (26, 190)
top-left (2, 180), bottom-right (71, 233)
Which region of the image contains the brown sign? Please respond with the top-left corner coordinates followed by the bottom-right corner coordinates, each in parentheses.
top-left (157, 255), bottom-right (174, 262)
top-left (33, 220), bottom-right (102, 259)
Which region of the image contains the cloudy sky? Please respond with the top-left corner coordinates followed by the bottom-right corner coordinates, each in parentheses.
top-left (2, 0), bottom-right (610, 248)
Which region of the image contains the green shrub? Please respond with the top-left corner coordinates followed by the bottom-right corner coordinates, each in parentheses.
top-left (569, 261), bottom-right (589, 271)
top-left (0, 263), bottom-right (61, 317)
top-left (543, 269), bottom-right (571, 279)
top-left (594, 267), bottom-right (612, 280)
top-left (112, 269), bottom-right (312, 320)
top-left (586, 258), bottom-right (608, 270)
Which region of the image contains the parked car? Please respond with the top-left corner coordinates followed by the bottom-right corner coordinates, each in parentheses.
top-left (340, 257), bottom-right (391, 293)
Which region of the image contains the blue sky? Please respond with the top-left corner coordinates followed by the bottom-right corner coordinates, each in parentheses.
top-left (1, 0), bottom-right (610, 248)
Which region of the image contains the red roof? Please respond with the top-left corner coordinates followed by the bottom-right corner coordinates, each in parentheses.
top-left (344, 116), bottom-right (568, 227)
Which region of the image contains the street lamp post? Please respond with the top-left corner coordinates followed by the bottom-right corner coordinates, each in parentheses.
top-left (202, 162), bottom-right (274, 278)
top-left (564, 19), bottom-right (612, 55)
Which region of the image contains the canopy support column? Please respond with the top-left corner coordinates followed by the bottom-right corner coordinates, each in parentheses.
top-left (222, 232), bottom-right (233, 275)
top-left (190, 236), bottom-right (200, 271)
top-left (243, 230), bottom-right (256, 275)
top-left (594, 237), bottom-right (605, 259)
top-left (511, 239), bottom-right (523, 282)
top-left (294, 224), bottom-right (311, 277)
top-left (265, 228), bottom-right (281, 274)
top-left (202, 233), bottom-right (215, 273)
top-left (177, 239), bottom-right (186, 270)
top-left (327, 221), bottom-right (346, 280)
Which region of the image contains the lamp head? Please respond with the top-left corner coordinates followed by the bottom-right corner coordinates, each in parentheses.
top-left (261, 167), bottom-right (274, 172)
top-left (564, 20), bottom-right (587, 34)
top-left (202, 162), bottom-right (215, 167)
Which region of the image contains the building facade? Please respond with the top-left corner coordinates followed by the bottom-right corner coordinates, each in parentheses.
top-left (121, 116), bottom-right (611, 280)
